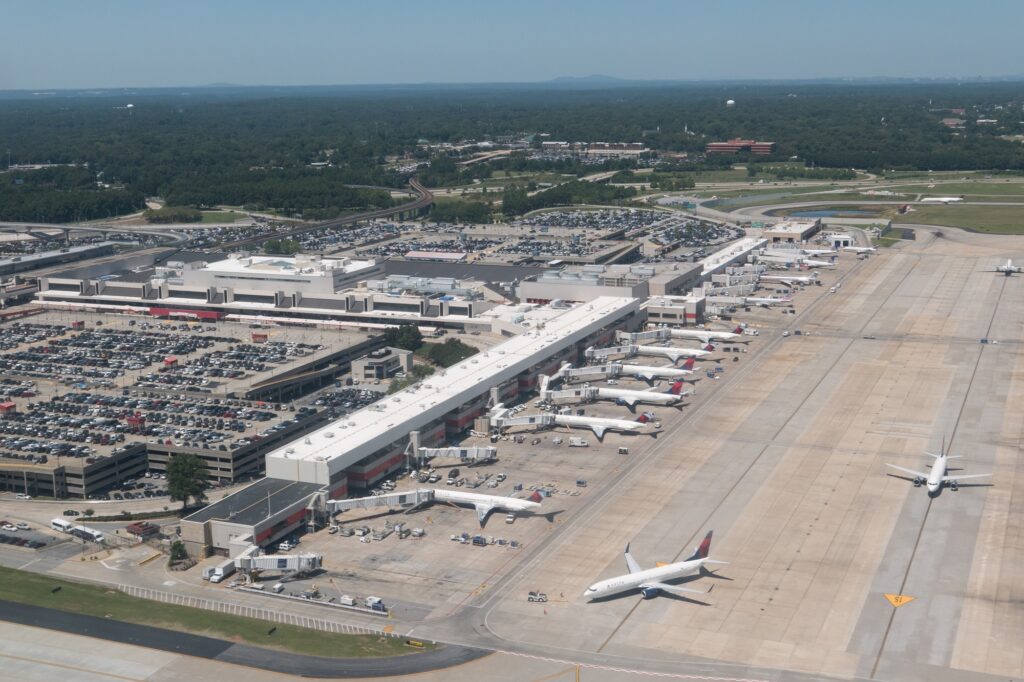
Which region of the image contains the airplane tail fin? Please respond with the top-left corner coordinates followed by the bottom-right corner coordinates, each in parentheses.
top-left (687, 530), bottom-right (713, 561)
top-left (682, 357), bottom-right (696, 371)
top-left (733, 326), bottom-right (743, 335)
top-left (667, 381), bottom-right (685, 396)
top-left (528, 491), bottom-right (543, 504)
top-left (704, 343), bottom-right (715, 352)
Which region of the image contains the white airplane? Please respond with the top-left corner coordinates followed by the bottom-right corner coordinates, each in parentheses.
top-left (800, 258), bottom-right (836, 268)
top-left (662, 326), bottom-right (745, 344)
top-left (593, 381), bottom-right (689, 408)
top-left (760, 274), bottom-right (819, 287)
top-left (621, 358), bottom-right (697, 382)
top-left (886, 446), bottom-right (990, 496)
top-left (635, 344), bottom-right (714, 364)
top-left (920, 196), bottom-right (963, 204)
top-left (844, 246), bottom-right (877, 254)
top-left (584, 531), bottom-right (726, 601)
top-left (801, 248), bottom-right (837, 257)
top-left (553, 413), bottom-right (658, 440)
top-left (992, 259), bottom-right (1022, 276)
top-left (745, 296), bottom-right (792, 308)
top-left (433, 489), bottom-right (543, 525)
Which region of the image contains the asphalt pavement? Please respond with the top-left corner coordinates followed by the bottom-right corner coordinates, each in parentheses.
top-left (0, 599), bottom-right (490, 678)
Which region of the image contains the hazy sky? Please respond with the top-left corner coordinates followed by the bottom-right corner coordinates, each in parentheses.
top-left (3, 0), bottom-right (1022, 89)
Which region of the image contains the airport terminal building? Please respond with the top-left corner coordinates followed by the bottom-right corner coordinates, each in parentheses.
top-left (180, 296), bottom-right (642, 557)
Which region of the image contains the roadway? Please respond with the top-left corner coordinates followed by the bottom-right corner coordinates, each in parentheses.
top-left (218, 179), bottom-right (433, 248)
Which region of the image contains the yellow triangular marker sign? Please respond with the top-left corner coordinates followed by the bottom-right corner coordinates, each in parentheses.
top-left (884, 593), bottom-right (915, 607)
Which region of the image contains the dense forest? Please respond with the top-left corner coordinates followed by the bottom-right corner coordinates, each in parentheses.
top-left (2, 82), bottom-right (1024, 222)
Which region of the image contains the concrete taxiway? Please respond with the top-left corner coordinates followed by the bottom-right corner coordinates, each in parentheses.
top-left (468, 229), bottom-right (1024, 681)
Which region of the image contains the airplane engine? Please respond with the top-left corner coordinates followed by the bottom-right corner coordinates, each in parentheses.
top-left (913, 478), bottom-right (923, 487)
top-left (640, 587), bottom-right (660, 599)
top-left (950, 480), bottom-right (959, 491)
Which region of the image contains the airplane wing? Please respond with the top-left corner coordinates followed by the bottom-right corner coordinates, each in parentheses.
top-left (590, 425), bottom-right (607, 440)
top-left (639, 581), bottom-right (708, 597)
top-left (942, 473), bottom-right (992, 481)
top-left (624, 544), bottom-right (642, 574)
top-left (473, 503), bottom-right (493, 526)
top-left (619, 397), bottom-right (638, 407)
top-left (886, 464), bottom-right (928, 479)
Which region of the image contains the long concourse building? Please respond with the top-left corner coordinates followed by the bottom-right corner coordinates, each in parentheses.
top-left (181, 297), bottom-right (641, 556)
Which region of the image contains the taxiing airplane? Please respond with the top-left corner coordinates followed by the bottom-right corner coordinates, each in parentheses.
top-left (886, 445), bottom-right (990, 496)
top-left (584, 531), bottom-right (725, 601)
top-left (844, 246), bottom-right (877, 254)
top-left (433, 489), bottom-right (543, 525)
top-left (920, 196), bottom-right (963, 204)
top-left (992, 259), bottom-right (1022, 276)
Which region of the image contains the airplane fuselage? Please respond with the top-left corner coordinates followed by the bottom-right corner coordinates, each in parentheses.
top-left (620, 364), bottom-right (693, 381)
top-left (597, 386), bottom-right (685, 407)
top-left (585, 558), bottom-right (703, 600)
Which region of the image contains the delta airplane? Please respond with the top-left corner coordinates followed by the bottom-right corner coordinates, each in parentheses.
top-left (844, 246), bottom-right (877, 254)
top-left (801, 248), bottom-right (837, 257)
top-left (660, 325), bottom-right (746, 344)
top-left (760, 274), bottom-right (819, 287)
top-left (553, 413), bottom-right (658, 440)
top-left (433, 489), bottom-right (543, 525)
top-left (745, 295), bottom-right (793, 308)
top-left (920, 196), bottom-right (963, 204)
top-left (584, 531), bottom-right (725, 601)
top-left (591, 382), bottom-right (690, 408)
top-left (992, 259), bottom-right (1022, 276)
top-left (621, 357), bottom-right (697, 382)
top-left (800, 257), bottom-right (836, 268)
top-left (635, 344), bottom-right (714, 364)
top-left (886, 445), bottom-right (990, 496)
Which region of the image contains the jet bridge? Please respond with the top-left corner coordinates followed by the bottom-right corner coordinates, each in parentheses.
top-left (327, 489), bottom-right (436, 514)
top-left (418, 445), bottom-right (497, 464)
top-left (235, 552), bottom-right (322, 575)
top-left (616, 329), bottom-right (671, 344)
top-left (585, 344), bottom-right (635, 361)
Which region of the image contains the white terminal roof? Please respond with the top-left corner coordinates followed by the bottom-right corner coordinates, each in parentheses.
top-left (765, 220), bottom-right (818, 234)
top-left (700, 237), bottom-right (767, 276)
top-left (266, 297), bottom-right (639, 485)
top-left (201, 255), bottom-right (376, 276)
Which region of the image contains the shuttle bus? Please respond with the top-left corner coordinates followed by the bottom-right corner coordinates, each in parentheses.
top-left (69, 525), bottom-right (104, 543)
top-left (50, 518), bottom-right (73, 533)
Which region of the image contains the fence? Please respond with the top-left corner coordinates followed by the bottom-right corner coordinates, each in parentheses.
top-left (117, 584), bottom-right (394, 637)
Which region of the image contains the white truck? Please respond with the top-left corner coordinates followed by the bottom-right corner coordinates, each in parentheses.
top-left (209, 558), bottom-right (236, 583)
top-left (568, 437), bottom-right (589, 448)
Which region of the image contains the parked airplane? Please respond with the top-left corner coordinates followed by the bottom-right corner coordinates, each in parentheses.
top-left (553, 413), bottom-right (658, 440)
top-left (433, 489), bottom-right (543, 525)
top-left (800, 257), bottom-right (837, 268)
top-left (584, 531), bottom-right (725, 601)
top-left (621, 358), bottom-right (697, 382)
top-left (594, 381), bottom-right (690, 408)
top-left (886, 445), bottom-right (990, 496)
top-left (801, 248), bottom-right (837, 257)
top-left (760, 274), bottom-right (819, 287)
top-left (920, 196), bottom-right (963, 204)
top-left (745, 296), bottom-right (793, 308)
top-left (661, 326), bottom-right (745, 344)
top-left (635, 344), bottom-right (714, 364)
top-left (992, 259), bottom-right (1022, 276)
top-left (844, 246), bottom-right (877, 254)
